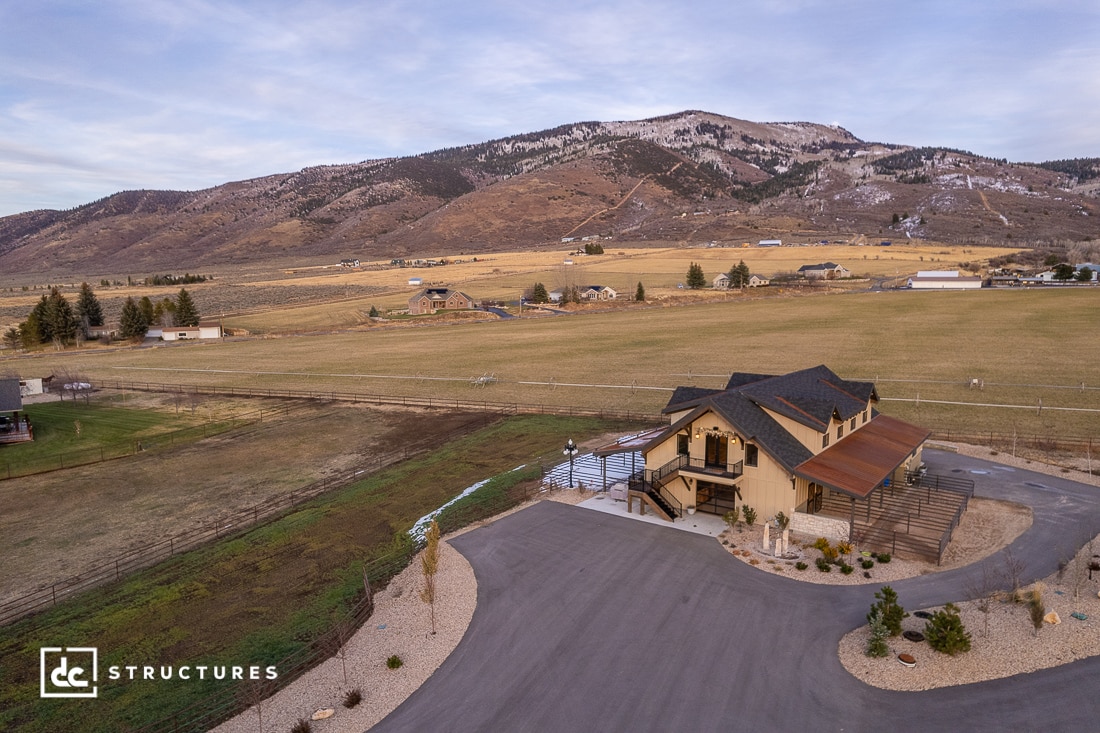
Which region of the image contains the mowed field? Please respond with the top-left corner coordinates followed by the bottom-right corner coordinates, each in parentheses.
top-left (9, 284), bottom-right (1100, 438)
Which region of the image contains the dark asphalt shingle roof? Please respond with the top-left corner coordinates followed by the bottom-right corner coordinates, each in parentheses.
top-left (0, 378), bottom-right (22, 412)
top-left (652, 365), bottom-right (879, 473)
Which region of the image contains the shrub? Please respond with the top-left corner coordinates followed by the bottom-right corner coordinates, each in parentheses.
top-left (865, 610), bottom-right (890, 658)
top-left (868, 585), bottom-right (908, 636)
top-left (291, 720), bottom-right (313, 733)
top-left (723, 510), bottom-right (739, 532)
top-left (876, 552), bottom-right (892, 563)
top-left (386, 654), bottom-right (404, 669)
top-left (861, 559), bottom-right (875, 569)
top-left (924, 603), bottom-right (972, 655)
top-left (837, 541), bottom-right (853, 556)
top-left (343, 688), bottom-right (363, 708)
top-left (821, 545), bottom-right (839, 563)
top-left (795, 561), bottom-right (808, 571)
top-left (840, 563), bottom-right (854, 575)
top-left (1028, 587), bottom-right (1045, 635)
top-left (816, 558), bottom-right (832, 572)
top-left (774, 511), bottom-right (790, 531)
top-left (741, 505), bottom-right (757, 527)
top-left (812, 537), bottom-right (831, 552)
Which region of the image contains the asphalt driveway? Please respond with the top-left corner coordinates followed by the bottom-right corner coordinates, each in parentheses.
top-left (370, 450), bottom-right (1100, 732)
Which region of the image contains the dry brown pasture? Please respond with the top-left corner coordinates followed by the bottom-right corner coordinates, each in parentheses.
top-left (0, 393), bottom-right (496, 606)
top-left (10, 284), bottom-right (1100, 442)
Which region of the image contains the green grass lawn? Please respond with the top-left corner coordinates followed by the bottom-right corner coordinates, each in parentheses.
top-left (0, 413), bottom-right (637, 733)
top-left (0, 400), bottom-right (209, 477)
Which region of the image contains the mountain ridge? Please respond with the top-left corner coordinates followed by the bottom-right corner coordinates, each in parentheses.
top-left (2, 110), bottom-right (1098, 274)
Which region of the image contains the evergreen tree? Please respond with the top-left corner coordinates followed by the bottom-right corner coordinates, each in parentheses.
top-left (29, 295), bottom-right (51, 343)
top-left (152, 297), bottom-right (176, 327)
top-left (635, 281), bottom-right (646, 302)
top-left (1052, 263), bottom-right (1075, 281)
top-left (530, 282), bottom-right (550, 304)
top-left (20, 313), bottom-right (41, 349)
top-left (368, 305), bottom-right (380, 317)
top-left (174, 288), bottom-right (199, 326)
top-left (728, 260), bottom-right (751, 288)
top-left (686, 262), bottom-right (706, 289)
top-left (119, 297), bottom-right (149, 341)
top-left (43, 287), bottom-right (78, 349)
top-left (867, 585), bottom-right (908, 636)
top-left (75, 282), bottom-right (104, 331)
top-left (924, 603), bottom-right (972, 655)
top-left (3, 325), bottom-right (20, 351)
top-left (138, 296), bottom-right (155, 326)
top-left (1076, 266), bottom-right (1093, 283)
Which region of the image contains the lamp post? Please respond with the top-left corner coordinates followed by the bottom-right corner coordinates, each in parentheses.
top-left (562, 438), bottom-right (578, 488)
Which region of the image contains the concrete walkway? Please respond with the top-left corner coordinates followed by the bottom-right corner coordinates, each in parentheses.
top-left (369, 450), bottom-right (1100, 732)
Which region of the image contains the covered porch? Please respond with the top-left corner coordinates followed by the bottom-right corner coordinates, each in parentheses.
top-left (792, 415), bottom-right (967, 563)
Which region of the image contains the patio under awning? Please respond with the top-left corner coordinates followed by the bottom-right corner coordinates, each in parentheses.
top-left (793, 415), bottom-right (931, 499)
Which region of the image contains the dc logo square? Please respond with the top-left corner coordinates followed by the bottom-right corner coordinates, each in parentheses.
top-left (40, 647), bottom-right (98, 698)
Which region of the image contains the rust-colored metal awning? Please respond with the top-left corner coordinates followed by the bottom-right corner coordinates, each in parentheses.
top-left (794, 415), bottom-right (931, 499)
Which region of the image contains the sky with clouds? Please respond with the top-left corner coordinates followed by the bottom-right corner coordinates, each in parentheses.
top-left (1, 0), bottom-right (1098, 217)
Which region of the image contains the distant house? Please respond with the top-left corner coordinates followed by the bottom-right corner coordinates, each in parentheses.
top-left (747, 274), bottom-right (770, 287)
top-left (340, 258), bottom-right (361, 268)
top-left (798, 262), bottom-right (851, 279)
top-left (408, 287), bottom-right (475, 315)
top-left (580, 285), bottom-right (617, 301)
top-left (712, 273), bottom-right (730, 289)
top-left (907, 271), bottom-right (983, 290)
top-left (160, 322), bottom-right (224, 341)
top-left (0, 377), bottom-right (33, 444)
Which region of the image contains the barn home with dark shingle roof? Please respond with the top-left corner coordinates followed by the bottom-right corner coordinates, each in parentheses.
top-left (632, 366), bottom-right (931, 545)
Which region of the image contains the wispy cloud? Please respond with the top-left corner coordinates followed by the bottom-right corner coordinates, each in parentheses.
top-left (0, 0), bottom-right (1097, 216)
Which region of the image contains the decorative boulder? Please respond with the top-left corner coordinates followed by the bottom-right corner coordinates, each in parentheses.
top-left (312, 708), bottom-right (335, 720)
top-left (1044, 611), bottom-right (1061, 625)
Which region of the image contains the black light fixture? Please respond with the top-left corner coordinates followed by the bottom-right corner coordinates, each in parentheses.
top-left (562, 438), bottom-right (579, 488)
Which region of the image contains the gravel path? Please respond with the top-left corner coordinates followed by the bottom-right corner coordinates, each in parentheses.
top-left (212, 446), bottom-right (1100, 731)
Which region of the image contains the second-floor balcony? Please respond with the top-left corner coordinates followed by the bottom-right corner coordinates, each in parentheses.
top-left (678, 457), bottom-right (744, 481)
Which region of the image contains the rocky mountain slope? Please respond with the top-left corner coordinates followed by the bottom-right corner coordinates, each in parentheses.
top-left (2, 111), bottom-right (1098, 274)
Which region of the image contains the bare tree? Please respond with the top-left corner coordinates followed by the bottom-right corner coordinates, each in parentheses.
top-left (420, 520), bottom-right (441, 635)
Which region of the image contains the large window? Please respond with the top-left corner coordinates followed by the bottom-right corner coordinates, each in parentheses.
top-left (677, 433), bottom-right (689, 456)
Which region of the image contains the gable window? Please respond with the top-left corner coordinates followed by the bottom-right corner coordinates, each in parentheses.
top-left (745, 443), bottom-right (758, 467)
top-left (822, 433), bottom-right (830, 449)
top-left (837, 424), bottom-right (844, 440)
top-left (850, 417), bottom-right (856, 431)
top-left (677, 433), bottom-right (689, 456)
top-left (862, 410), bottom-right (868, 424)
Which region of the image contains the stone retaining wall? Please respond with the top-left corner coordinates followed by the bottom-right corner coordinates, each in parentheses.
top-left (790, 512), bottom-right (849, 542)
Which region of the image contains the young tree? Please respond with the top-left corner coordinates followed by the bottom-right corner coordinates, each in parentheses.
top-left (865, 609), bottom-right (890, 657)
top-left (530, 282), bottom-right (550, 304)
top-left (420, 520), bottom-right (441, 635)
top-left (686, 262), bottom-right (706, 289)
top-left (634, 281), bottom-right (646, 302)
top-left (119, 296), bottom-right (149, 341)
top-left (174, 288), bottom-right (199, 326)
top-left (867, 585), bottom-right (908, 636)
top-left (2, 325), bottom-right (20, 351)
top-left (924, 603), bottom-right (972, 655)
